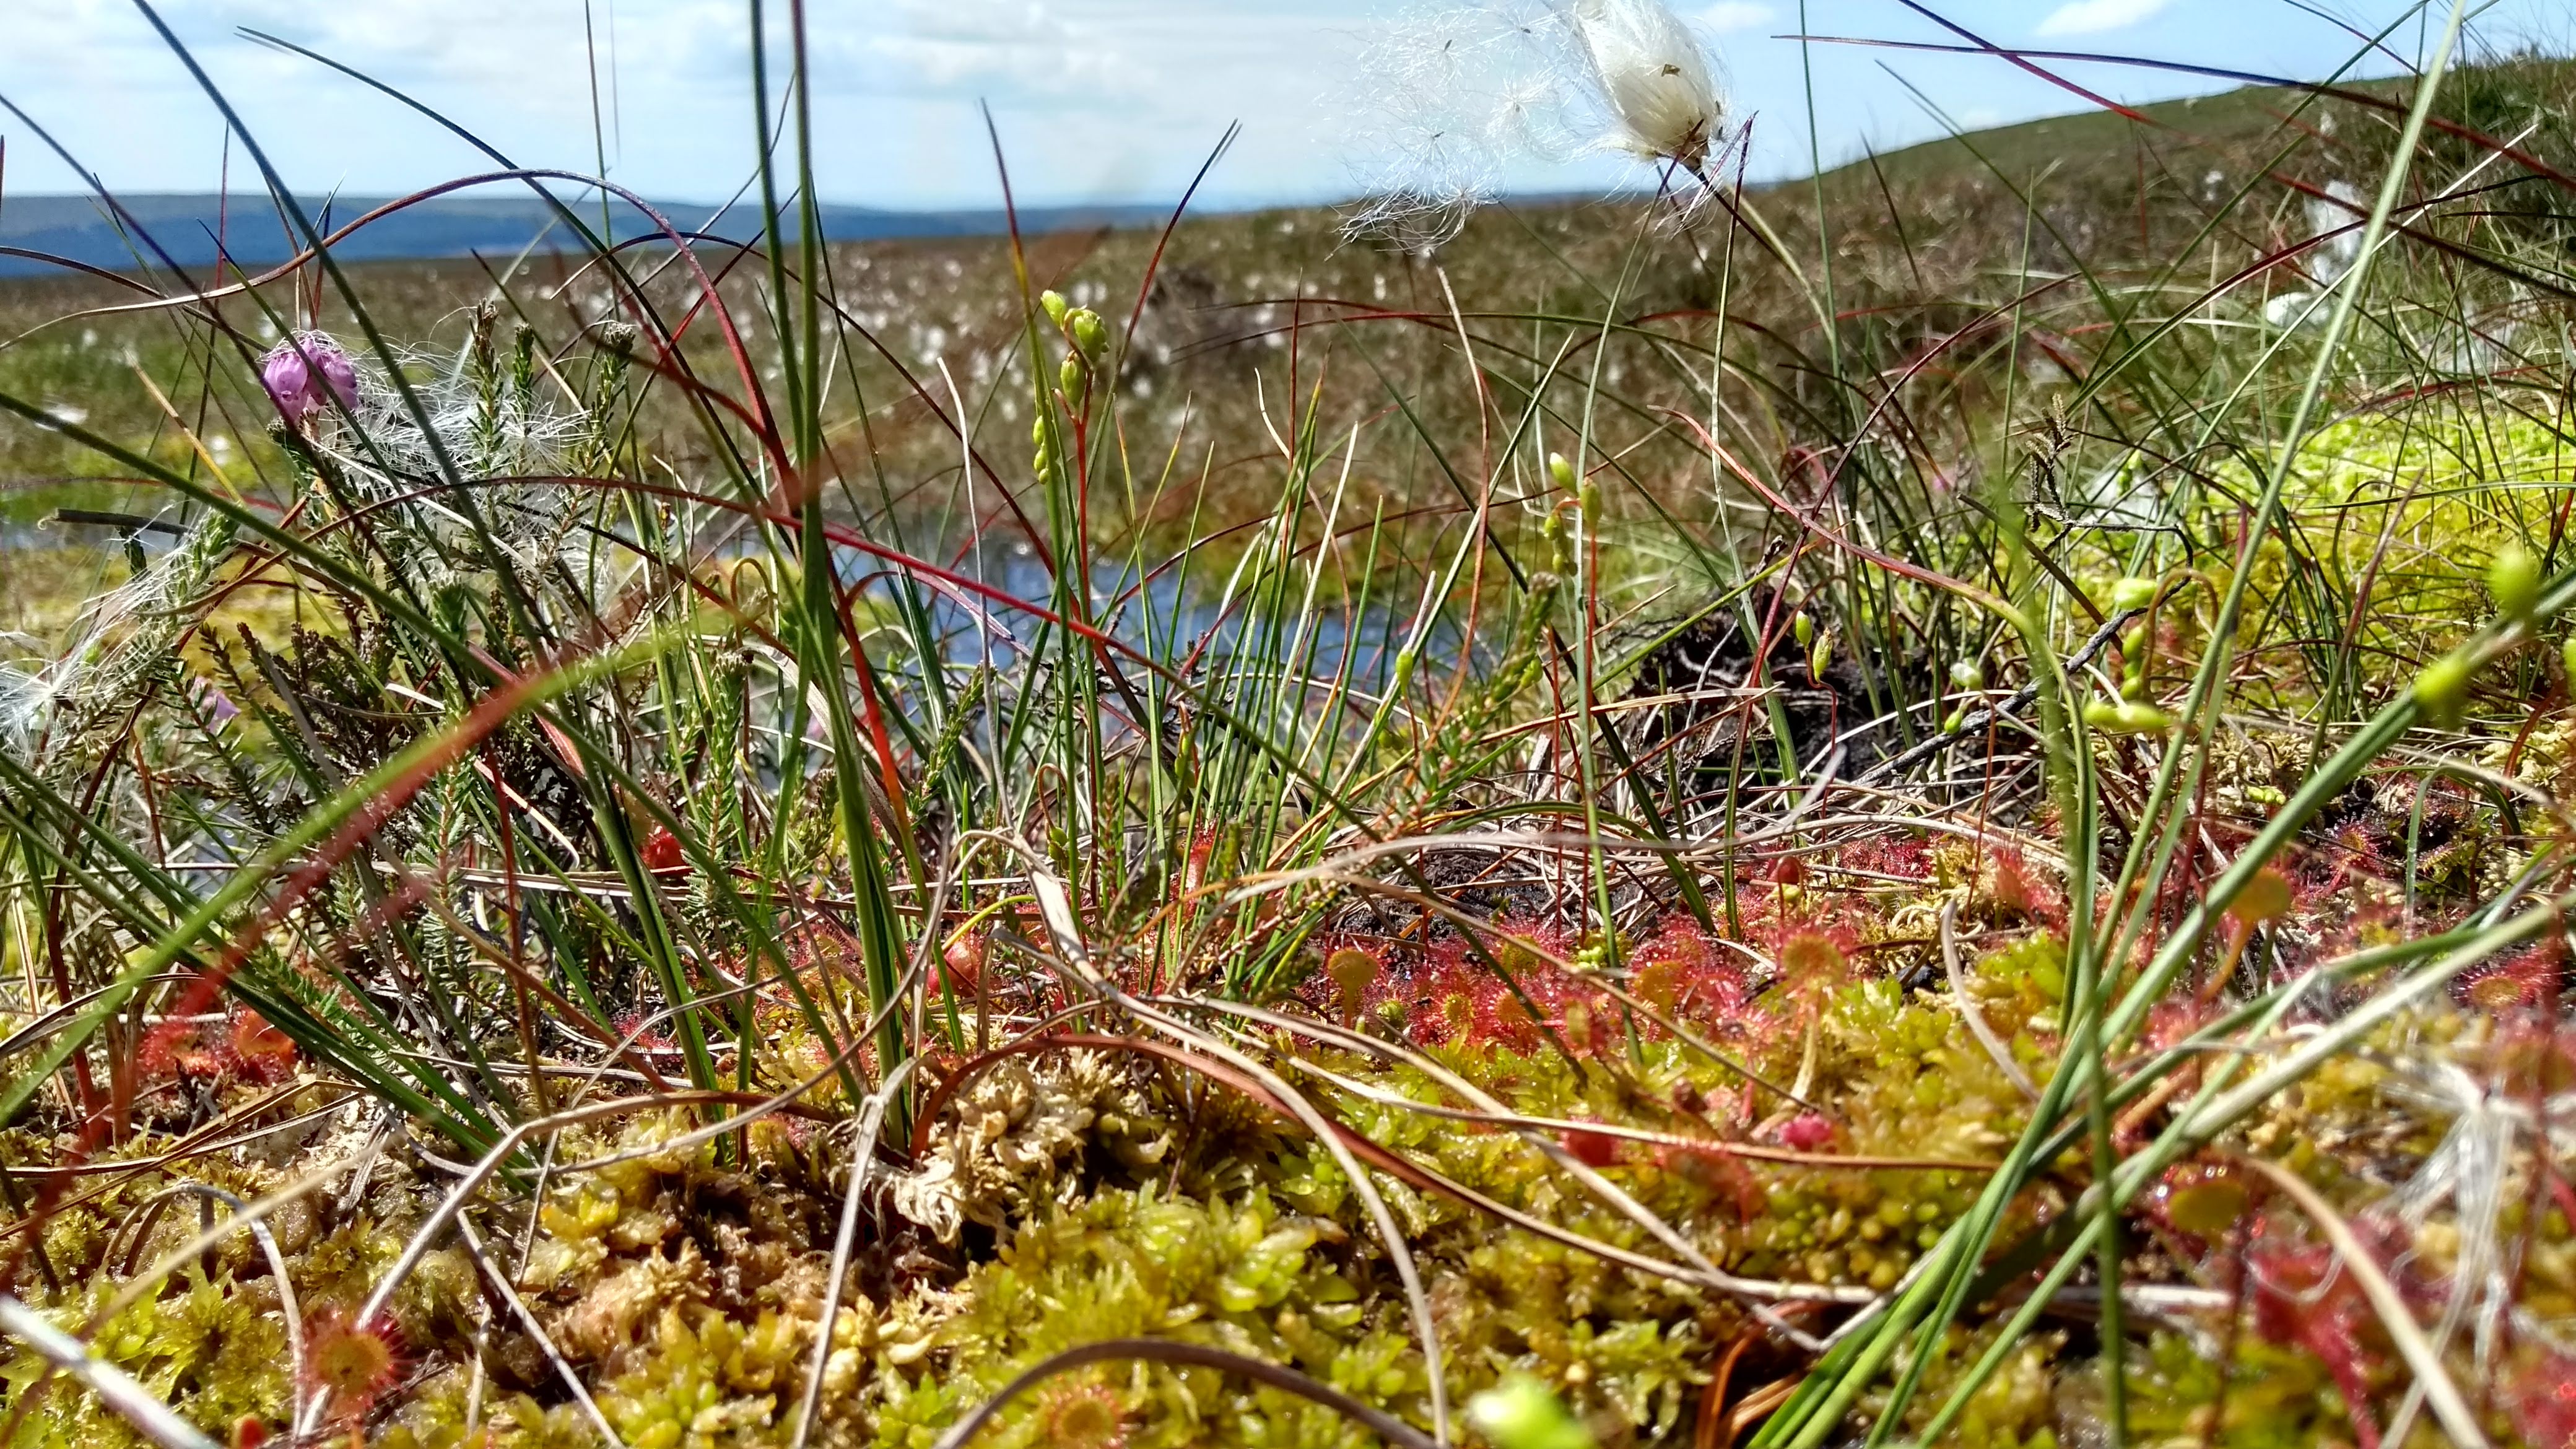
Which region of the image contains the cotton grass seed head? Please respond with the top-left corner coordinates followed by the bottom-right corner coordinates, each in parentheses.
top-left (1343, 0), bottom-right (1733, 250)
top-left (1566, 0), bottom-right (1726, 175)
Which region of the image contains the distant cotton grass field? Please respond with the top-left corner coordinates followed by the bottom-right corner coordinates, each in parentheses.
top-left (2, 6), bottom-right (2576, 1449)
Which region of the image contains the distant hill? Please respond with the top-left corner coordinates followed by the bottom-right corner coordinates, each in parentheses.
top-left (0, 191), bottom-right (1178, 279)
top-left (6, 56), bottom-right (2567, 282)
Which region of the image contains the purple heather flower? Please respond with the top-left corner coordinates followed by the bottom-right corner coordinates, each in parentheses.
top-left (259, 332), bottom-right (359, 425)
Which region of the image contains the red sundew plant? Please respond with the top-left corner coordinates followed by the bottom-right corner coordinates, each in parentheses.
top-left (4, 5), bottom-right (2571, 1439)
top-left (2147, 1162), bottom-right (2252, 1247)
top-left (2507, 1346), bottom-right (2576, 1449)
top-left (1978, 848), bottom-right (2060, 925)
top-left (2138, 996), bottom-right (2213, 1055)
top-left (1180, 826), bottom-right (1222, 893)
top-left (1560, 1118), bottom-right (1622, 1167)
top-left (1775, 1112), bottom-right (1835, 1151)
top-left (1628, 918), bottom-right (1752, 1027)
top-left (302, 1308), bottom-right (403, 1425)
top-left (1837, 836), bottom-right (1939, 885)
top-left (1359, 920), bottom-right (1596, 1051)
top-left (1035, 1377), bottom-right (1129, 1449)
top-left (225, 1009), bottom-right (300, 1084)
top-left (2455, 941), bottom-right (2564, 1015)
top-left (1660, 1139), bottom-right (1769, 1220)
top-left (1469, 969), bottom-right (1556, 1052)
top-left (1770, 927), bottom-right (1856, 1017)
top-left (134, 1016), bottom-right (229, 1084)
top-left (2478, 1018), bottom-right (2576, 1099)
top-left (134, 1006), bottom-right (298, 1088)
top-left (1320, 941), bottom-right (1385, 1024)
top-left (612, 1011), bottom-right (680, 1055)
top-left (2244, 1219), bottom-right (2409, 1449)
top-left (1396, 951), bottom-right (1481, 1047)
top-left (1773, 929), bottom-right (1850, 980)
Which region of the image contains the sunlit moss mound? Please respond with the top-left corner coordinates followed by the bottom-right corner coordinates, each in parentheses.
top-left (4, 998), bottom-right (2569, 1448)
top-left (6, 845), bottom-right (2572, 1449)
top-left (2060, 408), bottom-right (2576, 718)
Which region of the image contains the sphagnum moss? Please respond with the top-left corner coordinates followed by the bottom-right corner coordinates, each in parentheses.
top-left (3, 899), bottom-right (2569, 1449)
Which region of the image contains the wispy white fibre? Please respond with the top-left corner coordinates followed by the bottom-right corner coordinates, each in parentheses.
top-left (1344, 0), bottom-right (1731, 250)
top-left (1, 509), bottom-right (240, 770)
top-left (2304, 178), bottom-right (2366, 286)
top-left (2390, 1059), bottom-right (2574, 1380)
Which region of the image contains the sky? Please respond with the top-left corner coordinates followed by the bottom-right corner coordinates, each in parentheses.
top-left (1, 0), bottom-right (2566, 214)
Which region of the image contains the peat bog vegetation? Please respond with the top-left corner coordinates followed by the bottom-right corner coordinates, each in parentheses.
top-left (4, 5), bottom-right (2576, 1448)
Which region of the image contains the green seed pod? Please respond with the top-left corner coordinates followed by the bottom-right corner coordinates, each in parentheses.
top-left (2084, 698), bottom-right (2174, 734)
top-left (2413, 650), bottom-right (2476, 728)
top-left (1069, 308), bottom-right (1108, 362)
top-left (2490, 541), bottom-right (2541, 621)
top-left (1059, 354), bottom-right (1088, 404)
top-left (1949, 660), bottom-right (1983, 691)
top-left (2562, 633), bottom-right (2576, 686)
top-left (2110, 576), bottom-right (2159, 612)
top-left (2120, 702), bottom-right (2174, 732)
top-left (1547, 452), bottom-right (1578, 492)
top-left (1793, 611), bottom-right (1815, 650)
top-left (1041, 290), bottom-right (1070, 328)
top-left (1942, 705), bottom-right (1969, 735)
top-left (1465, 1375), bottom-right (1593, 1449)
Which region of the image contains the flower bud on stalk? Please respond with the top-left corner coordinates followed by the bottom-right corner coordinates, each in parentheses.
top-left (2084, 698), bottom-right (2174, 734)
top-left (1069, 308), bottom-right (1108, 363)
top-left (2489, 541), bottom-right (2540, 622)
top-left (2110, 576), bottom-right (2159, 612)
top-left (259, 332), bottom-right (359, 427)
top-left (2414, 650), bottom-right (2476, 729)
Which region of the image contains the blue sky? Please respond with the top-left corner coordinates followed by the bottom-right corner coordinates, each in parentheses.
top-left (1, 0), bottom-right (2564, 212)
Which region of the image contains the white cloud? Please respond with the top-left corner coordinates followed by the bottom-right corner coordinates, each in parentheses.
top-left (2034, 0), bottom-right (2169, 36)
top-left (1693, 2), bottom-right (1773, 34)
top-left (808, 1), bottom-right (1131, 102)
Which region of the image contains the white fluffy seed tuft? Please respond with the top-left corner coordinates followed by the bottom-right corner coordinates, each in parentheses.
top-left (1567, 0), bottom-right (1726, 175)
top-left (1342, 0), bottom-right (1734, 250)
